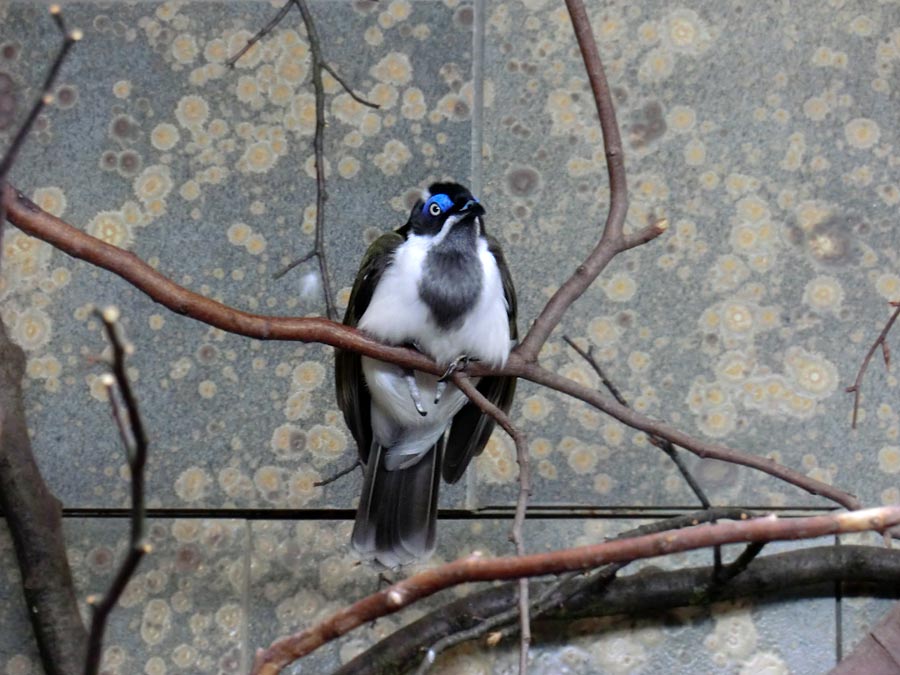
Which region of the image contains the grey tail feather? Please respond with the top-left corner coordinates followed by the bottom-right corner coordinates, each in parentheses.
top-left (351, 439), bottom-right (443, 568)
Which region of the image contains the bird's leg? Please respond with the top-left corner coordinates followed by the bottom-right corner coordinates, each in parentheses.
top-left (404, 369), bottom-right (428, 417)
top-left (399, 341), bottom-right (428, 416)
top-left (434, 354), bottom-right (476, 404)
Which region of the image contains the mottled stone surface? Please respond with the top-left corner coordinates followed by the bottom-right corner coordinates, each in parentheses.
top-left (2, 0), bottom-right (899, 672)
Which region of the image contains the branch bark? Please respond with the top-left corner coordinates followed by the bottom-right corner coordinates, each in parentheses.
top-left (339, 544), bottom-right (900, 675)
top-left (0, 317), bottom-right (87, 675)
top-left (251, 507), bottom-right (900, 673)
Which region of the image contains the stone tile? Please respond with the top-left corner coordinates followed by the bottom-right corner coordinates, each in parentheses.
top-left (476, 0), bottom-right (900, 510)
top-left (1, 0), bottom-right (473, 509)
top-left (0, 518), bottom-right (247, 674)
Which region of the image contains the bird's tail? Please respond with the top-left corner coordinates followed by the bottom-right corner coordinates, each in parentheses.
top-left (351, 440), bottom-right (443, 568)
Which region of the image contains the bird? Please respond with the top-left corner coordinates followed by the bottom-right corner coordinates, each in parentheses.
top-left (335, 181), bottom-right (517, 567)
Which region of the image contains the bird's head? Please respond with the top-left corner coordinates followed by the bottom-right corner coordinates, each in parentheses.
top-left (406, 181), bottom-right (485, 238)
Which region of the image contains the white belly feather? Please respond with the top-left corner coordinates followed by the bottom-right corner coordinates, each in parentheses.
top-left (357, 233), bottom-right (510, 468)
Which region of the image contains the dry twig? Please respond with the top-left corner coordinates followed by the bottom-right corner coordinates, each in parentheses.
top-left (83, 308), bottom-right (150, 675)
top-left (846, 301), bottom-right (900, 428)
top-left (453, 373), bottom-right (532, 672)
top-left (251, 507), bottom-right (900, 674)
top-left (228, 0), bottom-right (378, 318)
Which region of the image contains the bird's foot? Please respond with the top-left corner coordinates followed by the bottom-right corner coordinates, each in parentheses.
top-left (434, 354), bottom-right (476, 404)
top-left (403, 369), bottom-right (428, 416)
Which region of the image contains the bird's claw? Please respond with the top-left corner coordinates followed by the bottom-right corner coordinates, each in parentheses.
top-left (403, 369), bottom-right (428, 416)
top-left (434, 354), bottom-right (476, 404)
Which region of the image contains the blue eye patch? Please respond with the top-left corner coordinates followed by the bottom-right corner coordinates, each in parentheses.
top-left (423, 193), bottom-right (454, 215)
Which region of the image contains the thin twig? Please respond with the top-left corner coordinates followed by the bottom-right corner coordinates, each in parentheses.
top-left (562, 336), bottom-right (711, 508)
top-left (312, 458), bottom-right (361, 487)
top-left (294, 0), bottom-right (335, 319)
top-left (846, 302), bottom-right (900, 428)
top-left (229, 0), bottom-right (375, 316)
top-left (273, 249), bottom-right (316, 280)
top-left (321, 62), bottom-right (379, 108)
top-left (451, 373), bottom-right (531, 673)
top-left (225, 0), bottom-right (294, 68)
top-left (84, 307), bottom-right (150, 675)
top-left (251, 507), bottom-right (900, 674)
top-left (715, 542), bottom-right (766, 584)
top-left (0, 6), bottom-right (80, 229)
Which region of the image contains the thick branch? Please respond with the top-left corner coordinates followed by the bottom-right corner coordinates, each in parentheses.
top-left (340, 543), bottom-right (900, 675)
top-left (0, 320), bottom-right (87, 674)
top-left (1, 185), bottom-right (859, 512)
top-left (251, 507), bottom-right (900, 673)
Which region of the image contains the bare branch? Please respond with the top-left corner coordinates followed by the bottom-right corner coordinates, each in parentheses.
top-left (312, 458), bottom-right (361, 487)
top-left (1, 185), bottom-right (860, 512)
top-left (453, 373), bottom-right (531, 672)
top-left (515, 0), bottom-right (637, 362)
top-left (229, 0), bottom-right (376, 317)
top-left (846, 302), bottom-right (900, 428)
top-left (293, 0), bottom-right (336, 319)
top-left (251, 507), bottom-right (900, 673)
top-left (225, 0), bottom-right (294, 68)
top-left (321, 61), bottom-right (379, 108)
top-left (0, 8), bottom-right (87, 674)
top-left (409, 508), bottom-right (744, 674)
top-left (510, 358), bottom-right (861, 511)
top-left (341, 543), bottom-right (900, 675)
top-left (83, 308), bottom-right (149, 675)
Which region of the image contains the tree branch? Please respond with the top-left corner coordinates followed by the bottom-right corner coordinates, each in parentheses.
top-left (453, 373), bottom-right (532, 673)
top-left (515, 0), bottom-right (632, 362)
top-left (0, 8), bottom-right (86, 674)
top-left (846, 301), bottom-right (900, 429)
top-left (342, 543), bottom-right (900, 675)
top-left (251, 507), bottom-right (900, 673)
top-left (0, 319), bottom-right (87, 675)
top-left (1, 183), bottom-right (860, 512)
top-left (406, 508), bottom-right (746, 674)
top-left (83, 309), bottom-right (150, 675)
top-left (228, 0), bottom-right (377, 317)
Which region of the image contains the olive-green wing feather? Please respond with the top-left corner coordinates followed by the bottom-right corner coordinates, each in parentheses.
top-left (442, 235), bottom-right (518, 484)
top-left (335, 232), bottom-right (405, 464)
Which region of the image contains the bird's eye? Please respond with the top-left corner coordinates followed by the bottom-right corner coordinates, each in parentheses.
top-left (423, 193), bottom-right (453, 217)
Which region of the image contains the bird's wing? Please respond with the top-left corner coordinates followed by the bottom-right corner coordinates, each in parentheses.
top-left (442, 235), bottom-right (518, 484)
top-left (335, 231), bottom-right (405, 464)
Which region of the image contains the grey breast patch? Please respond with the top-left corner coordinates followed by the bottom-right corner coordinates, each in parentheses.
top-left (418, 226), bottom-right (483, 329)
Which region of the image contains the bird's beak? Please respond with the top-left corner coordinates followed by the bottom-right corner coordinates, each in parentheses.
top-left (459, 199), bottom-right (485, 218)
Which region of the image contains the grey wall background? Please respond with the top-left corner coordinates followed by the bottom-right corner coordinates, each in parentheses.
top-left (1, 0), bottom-right (899, 672)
